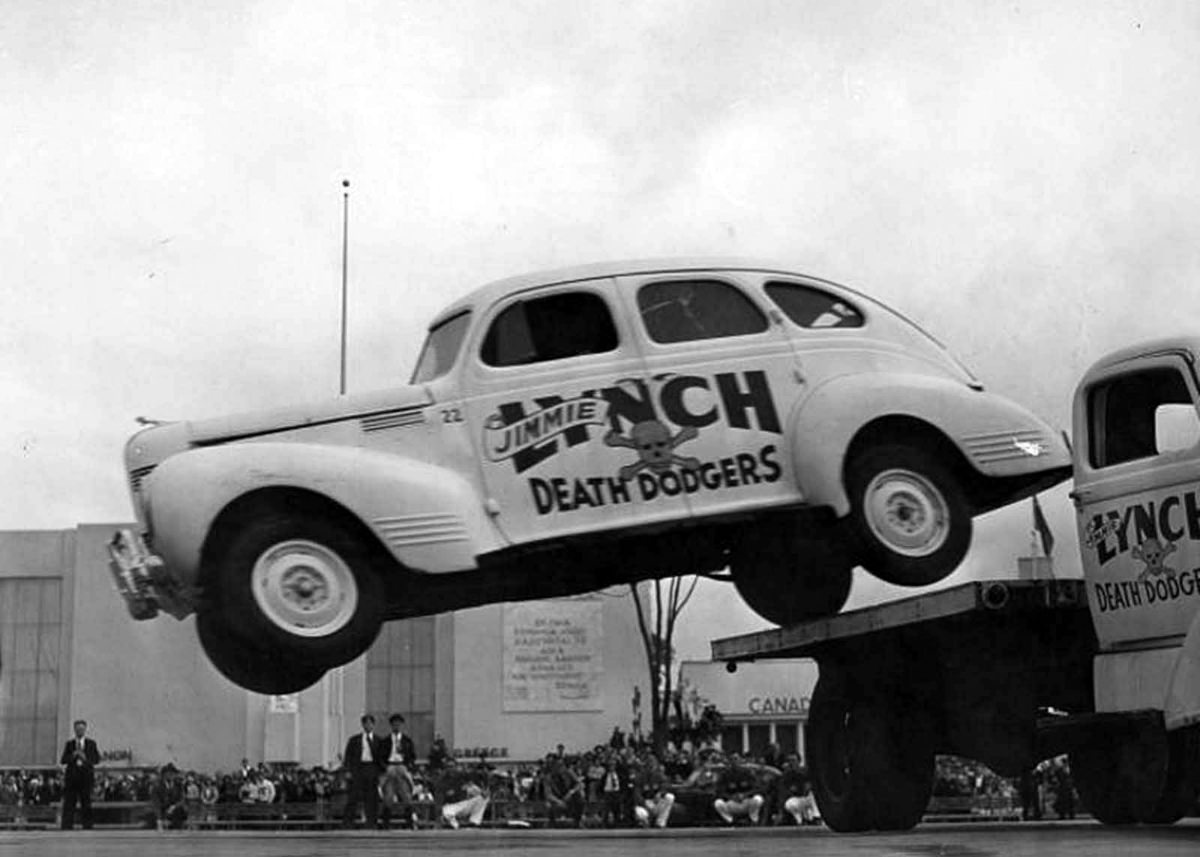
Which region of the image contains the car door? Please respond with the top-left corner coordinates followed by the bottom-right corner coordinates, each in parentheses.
top-left (462, 278), bottom-right (688, 547)
top-left (612, 271), bottom-right (805, 521)
top-left (1071, 352), bottom-right (1200, 651)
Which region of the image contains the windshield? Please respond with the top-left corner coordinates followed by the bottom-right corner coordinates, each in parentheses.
top-left (410, 311), bottom-right (471, 384)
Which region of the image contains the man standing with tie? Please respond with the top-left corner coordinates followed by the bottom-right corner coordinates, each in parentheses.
top-left (60, 719), bottom-right (100, 830)
top-left (342, 714), bottom-right (385, 828)
top-left (380, 713), bottom-right (418, 829)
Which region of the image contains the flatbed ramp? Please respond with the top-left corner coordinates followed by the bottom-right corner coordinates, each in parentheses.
top-left (710, 578), bottom-right (1088, 663)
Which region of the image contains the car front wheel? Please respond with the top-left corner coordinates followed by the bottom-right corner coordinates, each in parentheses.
top-left (212, 512), bottom-right (385, 670)
top-left (196, 610), bottom-right (326, 694)
top-left (844, 443), bottom-right (971, 587)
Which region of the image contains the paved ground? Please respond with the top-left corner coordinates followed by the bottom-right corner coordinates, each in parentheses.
top-left (2, 821), bottom-right (1199, 857)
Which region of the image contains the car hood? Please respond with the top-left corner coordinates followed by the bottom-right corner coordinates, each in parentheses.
top-left (187, 385), bottom-right (435, 446)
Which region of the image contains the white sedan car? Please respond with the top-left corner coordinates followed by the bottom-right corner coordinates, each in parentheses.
top-left (111, 259), bottom-right (1070, 693)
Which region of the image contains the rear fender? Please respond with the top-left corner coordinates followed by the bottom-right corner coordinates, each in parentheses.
top-left (789, 374), bottom-right (1068, 517)
top-left (146, 443), bottom-right (499, 584)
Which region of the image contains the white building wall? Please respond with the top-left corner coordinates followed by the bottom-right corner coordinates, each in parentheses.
top-left (451, 588), bottom-right (649, 762)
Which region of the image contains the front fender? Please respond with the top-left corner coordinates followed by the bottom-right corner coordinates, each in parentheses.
top-left (789, 374), bottom-right (1069, 516)
top-left (146, 443), bottom-right (500, 584)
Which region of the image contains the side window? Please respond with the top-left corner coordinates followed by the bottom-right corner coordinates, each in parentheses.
top-left (637, 279), bottom-right (768, 344)
top-left (765, 281), bottom-right (864, 329)
top-left (1088, 367), bottom-right (1200, 467)
top-left (480, 291), bottom-right (618, 367)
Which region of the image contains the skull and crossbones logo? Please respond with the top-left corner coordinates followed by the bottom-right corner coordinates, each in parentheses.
top-left (1132, 537), bottom-right (1177, 582)
top-left (605, 421), bottom-right (701, 480)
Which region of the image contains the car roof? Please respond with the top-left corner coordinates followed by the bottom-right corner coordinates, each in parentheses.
top-left (427, 257), bottom-right (817, 330)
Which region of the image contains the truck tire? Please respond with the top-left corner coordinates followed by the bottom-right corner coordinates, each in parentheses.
top-left (810, 669), bottom-right (936, 832)
top-left (808, 671), bottom-right (874, 832)
top-left (844, 444), bottom-right (971, 587)
top-left (196, 611), bottom-right (325, 695)
top-left (212, 512), bottom-right (385, 670)
top-left (856, 695), bottom-right (936, 830)
top-left (1130, 728), bottom-right (1199, 825)
top-left (1070, 745), bottom-right (1135, 825)
top-left (733, 528), bottom-right (854, 625)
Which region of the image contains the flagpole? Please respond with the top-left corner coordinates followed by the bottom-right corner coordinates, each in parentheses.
top-left (339, 179), bottom-right (350, 396)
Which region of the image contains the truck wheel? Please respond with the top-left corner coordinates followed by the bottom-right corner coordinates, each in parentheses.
top-left (1129, 727), bottom-right (1199, 825)
top-left (196, 611), bottom-right (325, 694)
top-left (1070, 745), bottom-right (1135, 825)
top-left (733, 529), bottom-right (854, 625)
top-left (213, 513), bottom-right (385, 669)
top-left (844, 444), bottom-right (971, 587)
top-left (849, 687), bottom-right (935, 830)
top-left (808, 671), bottom-right (874, 832)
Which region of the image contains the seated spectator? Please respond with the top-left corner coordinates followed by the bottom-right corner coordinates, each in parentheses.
top-left (633, 756), bottom-right (675, 829)
top-left (542, 755), bottom-right (585, 828)
top-left (783, 788), bottom-right (821, 826)
top-left (255, 772), bottom-right (277, 804)
top-left (777, 756), bottom-right (820, 825)
top-left (713, 757), bottom-right (765, 826)
top-left (437, 761), bottom-right (490, 829)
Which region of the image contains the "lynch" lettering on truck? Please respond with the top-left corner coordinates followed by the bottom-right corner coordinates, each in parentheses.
top-left (1086, 487), bottom-right (1200, 567)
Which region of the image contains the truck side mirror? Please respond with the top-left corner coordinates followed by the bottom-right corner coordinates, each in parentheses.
top-left (1155, 403), bottom-right (1200, 454)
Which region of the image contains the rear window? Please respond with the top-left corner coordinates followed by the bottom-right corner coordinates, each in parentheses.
top-left (481, 291), bottom-right (618, 367)
top-left (765, 281), bottom-right (864, 328)
top-left (637, 279), bottom-right (768, 344)
top-left (1087, 367), bottom-right (1199, 467)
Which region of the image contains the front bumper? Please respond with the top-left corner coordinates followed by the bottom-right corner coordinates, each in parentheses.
top-left (107, 529), bottom-right (173, 620)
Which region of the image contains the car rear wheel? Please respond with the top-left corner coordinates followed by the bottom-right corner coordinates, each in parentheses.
top-left (844, 444), bottom-right (971, 587)
top-left (213, 512), bottom-right (385, 671)
top-left (732, 525), bottom-right (853, 625)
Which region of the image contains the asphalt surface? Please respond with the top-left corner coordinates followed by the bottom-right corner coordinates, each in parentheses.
top-left (2, 821), bottom-right (1199, 857)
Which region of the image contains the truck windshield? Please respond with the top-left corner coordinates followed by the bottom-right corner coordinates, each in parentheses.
top-left (411, 311), bottom-right (471, 384)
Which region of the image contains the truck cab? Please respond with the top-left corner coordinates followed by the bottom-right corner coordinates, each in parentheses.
top-left (1068, 336), bottom-right (1200, 822)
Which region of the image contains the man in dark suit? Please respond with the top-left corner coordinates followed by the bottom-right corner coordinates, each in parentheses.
top-left (379, 713), bottom-right (418, 829)
top-left (342, 714), bottom-right (386, 828)
top-left (60, 719), bottom-right (100, 830)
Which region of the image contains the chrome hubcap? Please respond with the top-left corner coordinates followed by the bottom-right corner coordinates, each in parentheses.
top-left (251, 540), bottom-right (357, 638)
top-left (863, 469), bottom-right (949, 557)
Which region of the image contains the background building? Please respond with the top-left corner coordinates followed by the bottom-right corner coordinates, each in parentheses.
top-left (679, 659), bottom-right (818, 763)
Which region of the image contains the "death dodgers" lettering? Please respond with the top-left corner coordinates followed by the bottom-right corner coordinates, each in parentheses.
top-left (529, 445), bottom-right (782, 514)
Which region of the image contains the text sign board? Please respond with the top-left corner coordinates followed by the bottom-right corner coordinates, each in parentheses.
top-left (503, 600), bottom-right (603, 712)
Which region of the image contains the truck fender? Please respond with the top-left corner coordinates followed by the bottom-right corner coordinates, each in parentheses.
top-left (1164, 609), bottom-right (1200, 730)
top-left (788, 373), bottom-right (1067, 517)
top-left (146, 442), bottom-right (500, 584)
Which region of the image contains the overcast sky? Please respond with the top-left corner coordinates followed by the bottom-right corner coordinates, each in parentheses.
top-left (5, 1), bottom-right (1200, 656)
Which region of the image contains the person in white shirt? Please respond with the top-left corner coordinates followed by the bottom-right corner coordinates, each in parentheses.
top-left (380, 713), bottom-right (418, 829)
top-left (342, 715), bottom-right (385, 828)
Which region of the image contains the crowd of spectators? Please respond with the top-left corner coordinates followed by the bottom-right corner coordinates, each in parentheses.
top-left (0, 730), bottom-right (1075, 829)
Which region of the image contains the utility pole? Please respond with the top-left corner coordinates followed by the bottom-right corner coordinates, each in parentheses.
top-left (339, 179), bottom-right (350, 395)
